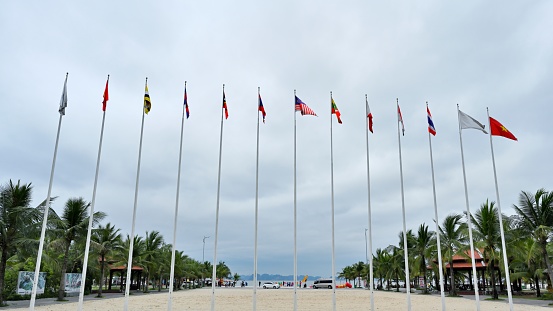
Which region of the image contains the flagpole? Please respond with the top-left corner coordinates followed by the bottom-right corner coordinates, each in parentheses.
top-left (29, 72), bottom-right (68, 310)
top-left (167, 82), bottom-right (187, 311)
top-left (456, 104), bottom-right (480, 311)
top-left (426, 102), bottom-right (446, 311)
top-left (211, 84), bottom-right (225, 311)
top-left (253, 87), bottom-right (261, 311)
top-left (396, 98), bottom-right (411, 311)
top-left (486, 108), bottom-right (514, 311)
top-left (365, 95), bottom-right (375, 311)
top-left (78, 75), bottom-right (109, 310)
top-left (329, 92), bottom-right (337, 311)
top-left (124, 77), bottom-right (148, 311)
top-left (293, 89), bottom-right (298, 311)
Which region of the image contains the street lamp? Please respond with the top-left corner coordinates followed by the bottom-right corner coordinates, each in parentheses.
top-left (203, 236), bottom-right (210, 263)
top-left (365, 229), bottom-right (369, 288)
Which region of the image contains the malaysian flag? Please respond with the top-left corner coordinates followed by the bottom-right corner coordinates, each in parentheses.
top-left (295, 96), bottom-right (317, 116)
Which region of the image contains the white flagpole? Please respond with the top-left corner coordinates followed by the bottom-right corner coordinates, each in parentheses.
top-left (486, 108), bottom-right (514, 311)
top-left (78, 75), bottom-right (110, 310)
top-left (329, 92), bottom-right (337, 311)
top-left (293, 89), bottom-right (298, 311)
top-left (211, 84), bottom-right (226, 311)
top-left (396, 98), bottom-right (411, 311)
top-left (168, 82), bottom-right (187, 311)
top-left (30, 72), bottom-right (68, 310)
top-left (253, 87), bottom-right (261, 310)
top-left (124, 77), bottom-right (148, 311)
top-left (456, 104), bottom-right (481, 311)
top-left (365, 95), bottom-right (375, 311)
top-left (426, 102), bottom-right (446, 311)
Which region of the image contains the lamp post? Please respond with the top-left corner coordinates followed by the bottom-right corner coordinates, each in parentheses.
top-left (365, 229), bottom-right (369, 288)
top-left (203, 236), bottom-right (210, 263)
top-left (202, 236), bottom-right (210, 287)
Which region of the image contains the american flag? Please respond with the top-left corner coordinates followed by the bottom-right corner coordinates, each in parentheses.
top-left (295, 96), bottom-right (317, 116)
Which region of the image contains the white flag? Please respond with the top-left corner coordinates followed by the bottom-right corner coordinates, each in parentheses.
top-left (58, 75), bottom-right (68, 115)
top-left (458, 110), bottom-right (487, 134)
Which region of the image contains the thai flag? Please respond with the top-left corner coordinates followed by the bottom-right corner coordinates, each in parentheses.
top-left (427, 106), bottom-right (436, 136)
top-left (184, 86), bottom-right (189, 119)
top-left (258, 94), bottom-right (266, 123)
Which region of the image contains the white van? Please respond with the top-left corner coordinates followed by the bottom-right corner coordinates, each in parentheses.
top-left (313, 279), bottom-right (334, 289)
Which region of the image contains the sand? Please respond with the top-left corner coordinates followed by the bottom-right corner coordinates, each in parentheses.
top-left (24, 288), bottom-right (551, 310)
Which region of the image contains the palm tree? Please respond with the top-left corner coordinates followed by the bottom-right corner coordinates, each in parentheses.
top-left (471, 200), bottom-right (501, 299)
top-left (0, 180), bottom-right (42, 306)
top-left (90, 222), bottom-right (122, 297)
top-left (142, 231), bottom-right (164, 292)
top-left (510, 237), bottom-right (544, 297)
top-left (353, 261), bottom-right (365, 288)
top-left (51, 197), bottom-right (105, 301)
top-left (413, 223), bottom-right (434, 293)
top-left (512, 189), bottom-right (553, 289)
top-left (120, 234), bottom-right (146, 291)
top-left (216, 261), bottom-right (231, 285)
top-left (439, 213), bottom-right (467, 296)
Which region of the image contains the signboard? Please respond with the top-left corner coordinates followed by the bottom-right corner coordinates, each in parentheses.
top-left (17, 271), bottom-right (46, 295)
top-left (64, 273), bottom-right (82, 293)
top-left (418, 276), bottom-right (425, 288)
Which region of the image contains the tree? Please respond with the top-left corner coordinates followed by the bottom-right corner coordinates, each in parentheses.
top-left (216, 261), bottom-right (231, 285)
top-left (512, 189), bottom-right (553, 289)
top-left (352, 261), bottom-right (365, 288)
top-left (373, 248), bottom-right (390, 290)
top-left (471, 200), bottom-right (502, 299)
top-left (439, 214), bottom-right (467, 296)
top-left (142, 231), bottom-right (164, 292)
top-left (90, 222), bottom-right (122, 297)
top-left (0, 180), bottom-right (42, 306)
top-left (51, 197), bottom-right (105, 301)
top-left (413, 223), bottom-right (434, 294)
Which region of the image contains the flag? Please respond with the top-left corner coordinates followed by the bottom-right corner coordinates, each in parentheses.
top-left (489, 117), bottom-right (517, 141)
top-left (258, 94), bottom-right (266, 123)
top-left (331, 97), bottom-right (342, 124)
top-left (367, 103), bottom-right (373, 133)
top-left (397, 104), bottom-right (405, 136)
top-left (295, 96), bottom-right (317, 116)
top-left (144, 82), bottom-right (151, 114)
top-left (102, 78), bottom-right (109, 112)
top-left (59, 75), bottom-right (68, 115)
top-left (458, 110), bottom-right (487, 133)
top-left (427, 106), bottom-right (436, 136)
top-left (223, 90), bottom-right (229, 119)
top-left (184, 86), bottom-right (189, 119)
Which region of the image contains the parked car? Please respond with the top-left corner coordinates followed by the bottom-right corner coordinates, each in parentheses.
top-left (262, 282), bottom-right (280, 289)
top-left (313, 279), bottom-right (334, 289)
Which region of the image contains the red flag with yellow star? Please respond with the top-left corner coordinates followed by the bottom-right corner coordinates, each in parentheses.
top-left (489, 117), bottom-right (517, 141)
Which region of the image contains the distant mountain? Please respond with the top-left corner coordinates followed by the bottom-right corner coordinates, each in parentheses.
top-left (239, 274), bottom-right (322, 281)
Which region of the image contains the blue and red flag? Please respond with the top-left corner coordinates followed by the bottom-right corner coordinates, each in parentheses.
top-left (427, 106), bottom-right (436, 136)
top-left (295, 96), bottom-right (317, 116)
top-left (184, 86), bottom-right (189, 119)
top-left (223, 90), bottom-right (228, 119)
top-left (258, 94), bottom-right (266, 123)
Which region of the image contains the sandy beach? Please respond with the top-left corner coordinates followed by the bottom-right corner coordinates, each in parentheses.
top-left (8, 288), bottom-right (550, 311)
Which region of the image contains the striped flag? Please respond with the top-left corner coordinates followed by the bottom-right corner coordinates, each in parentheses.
top-left (427, 106), bottom-right (436, 136)
top-left (295, 96), bottom-right (317, 116)
top-left (59, 75), bottom-right (68, 115)
top-left (367, 101), bottom-right (373, 133)
top-left (223, 90), bottom-right (228, 119)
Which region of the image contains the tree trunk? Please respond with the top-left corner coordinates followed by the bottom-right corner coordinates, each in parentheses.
top-left (0, 245), bottom-right (9, 306)
top-left (535, 275), bottom-right (541, 297)
top-left (490, 260), bottom-right (498, 299)
top-left (449, 259), bottom-right (455, 296)
top-left (58, 244), bottom-right (70, 300)
top-left (541, 239), bottom-right (553, 290)
top-left (97, 255), bottom-right (105, 297)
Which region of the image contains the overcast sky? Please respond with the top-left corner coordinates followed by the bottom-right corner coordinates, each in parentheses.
top-left (2, 1), bottom-right (552, 278)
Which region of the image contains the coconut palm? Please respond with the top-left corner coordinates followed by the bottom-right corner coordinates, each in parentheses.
top-left (142, 231), bottom-right (164, 292)
top-left (51, 197), bottom-right (105, 301)
top-left (510, 237), bottom-right (544, 297)
top-left (471, 200), bottom-right (502, 299)
top-left (413, 223), bottom-right (434, 293)
top-left (90, 222), bottom-right (122, 297)
top-left (439, 213), bottom-right (467, 296)
top-left (352, 261), bottom-right (365, 288)
top-left (512, 189), bottom-right (553, 289)
top-left (0, 180), bottom-right (44, 306)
